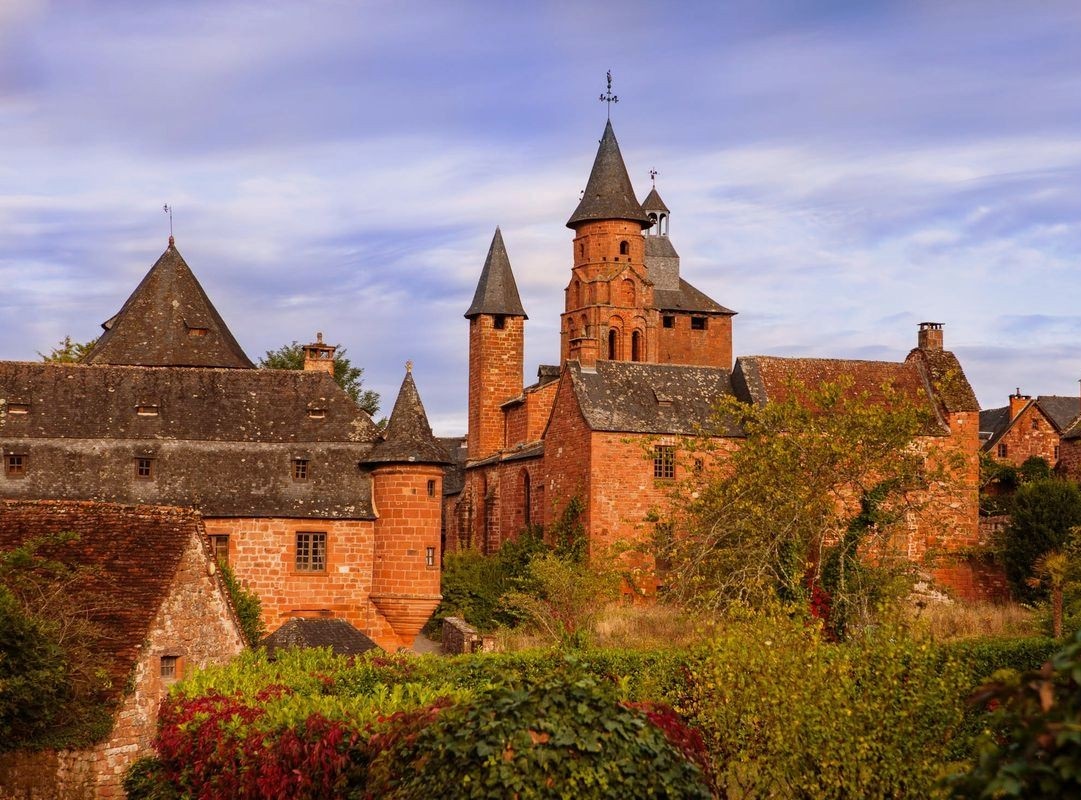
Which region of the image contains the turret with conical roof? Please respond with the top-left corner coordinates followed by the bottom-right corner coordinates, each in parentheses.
top-left (84, 240), bottom-right (253, 369)
top-left (466, 228), bottom-right (526, 460)
top-left (367, 363), bottom-right (447, 650)
top-left (567, 121), bottom-right (650, 230)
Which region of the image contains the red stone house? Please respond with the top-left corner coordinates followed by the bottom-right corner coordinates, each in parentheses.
top-left (0, 500), bottom-right (246, 799)
top-left (980, 389), bottom-right (1081, 471)
top-left (0, 241), bottom-right (448, 651)
top-left (446, 119), bottom-right (986, 599)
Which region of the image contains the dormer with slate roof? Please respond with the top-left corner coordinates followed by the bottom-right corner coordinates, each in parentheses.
top-left (84, 240), bottom-right (253, 369)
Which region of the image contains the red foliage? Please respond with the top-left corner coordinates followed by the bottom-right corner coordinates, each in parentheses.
top-left (622, 700), bottom-right (709, 772)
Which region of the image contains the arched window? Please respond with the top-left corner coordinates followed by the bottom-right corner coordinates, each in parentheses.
top-left (608, 329), bottom-right (619, 360)
top-left (580, 314), bottom-right (588, 338)
top-left (659, 213), bottom-right (668, 235)
top-left (619, 240), bottom-right (629, 256)
top-left (522, 470), bottom-right (531, 527)
top-left (648, 213), bottom-right (657, 234)
top-left (631, 330), bottom-right (642, 362)
top-left (572, 279), bottom-right (581, 308)
top-left (622, 278), bottom-right (636, 306)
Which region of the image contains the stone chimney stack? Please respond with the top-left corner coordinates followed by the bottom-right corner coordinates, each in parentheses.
top-left (917, 322), bottom-right (944, 351)
top-left (568, 334), bottom-right (598, 368)
top-left (1009, 387), bottom-right (1031, 420)
top-left (302, 332), bottom-right (336, 375)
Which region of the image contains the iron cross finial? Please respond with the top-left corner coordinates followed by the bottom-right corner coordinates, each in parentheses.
top-left (163, 203), bottom-right (174, 244)
top-left (649, 168), bottom-right (658, 187)
top-left (599, 70), bottom-right (618, 119)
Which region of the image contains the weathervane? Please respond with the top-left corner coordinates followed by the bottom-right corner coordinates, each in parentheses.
top-left (649, 168), bottom-right (657, 187)
top-left (163, 203), bottom-right (174, 244)
top-left (599, 70), bottom-right (618, 119)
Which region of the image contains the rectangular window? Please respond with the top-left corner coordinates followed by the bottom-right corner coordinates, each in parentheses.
top-left (1055, 446), bottom-right (1061, 461)
top-left (690, 316), bottom-right (707, 331)
top-left (427, 479), bottom-right (436, 497)
top-left (136, 405), bottom-right (159, 416)
top-left (6, 403), bottom-right (29, 414)
top-left (662, 315), bottom-right (675, 329)
top-left (997, 443), bottom-right (1008, 458)
top-left (295, 531), bottom-right (327, 572)
top-left (5, 454), bottom-right (26, 478)
top-left (425, 546), bottom-right (436, 568)
top-left (493, 315), bottom-right (506, 330)
top-left (135, 457), bottom-right (155, 480)
top-left (307, 408), bottom-right (326, 419)
top-left (292, 458), bottom-right (309, 481)
top-left (160, 655), bottom-right (180, 682)
top-left (210, 534), bottom-right (229, 564)
top-left (653, 445), bottom-right (676, 480)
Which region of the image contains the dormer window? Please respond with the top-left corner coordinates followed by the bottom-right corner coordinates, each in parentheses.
top-left (136, 405), bottom-right (159, 416)
top-left (6, 403), bottom-right (29, 415)
top-left (292, 458), bottom-right (310, 481)
top-left (307, 408), bottom-right (326, 420)
top-left (187, 327), bottom-right (209, 338)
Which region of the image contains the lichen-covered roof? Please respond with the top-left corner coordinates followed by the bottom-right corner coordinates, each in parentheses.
top-left (363, 369), bottom-right (450, 465)
top-left (642, 187), bottom-right (670, 213)
top-left (906, 348), bottom-right (981, 414)
top-left (567, 361), bottom-right (739, 435)
top-left (654, 278), bottom-right (735, 315)
top-left (84, 243), bottom-right (253, 369)
top-left (262, 617), bottom-right (381, 658)
top-left (0, 500), bottom-right (221, 704)
top-left (465, 227), bottom-right (527, 319)
top-left (566, 121), bottom-right (650, 229)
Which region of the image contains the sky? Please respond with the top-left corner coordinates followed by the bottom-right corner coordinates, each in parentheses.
top-left (2, 0), bottom-right (1080, 434)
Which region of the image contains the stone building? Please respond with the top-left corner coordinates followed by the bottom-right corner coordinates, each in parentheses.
top-left (0, 240), bottom-right (448, 651)
top-left (447, 119), bottom-right (987, 599)
top-left (0, 500), bottom-right (245, 799)
top-left (980, 389), bottom-right (1081, 470)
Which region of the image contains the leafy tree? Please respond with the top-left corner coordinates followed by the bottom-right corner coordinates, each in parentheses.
top-left (1002, 479), bottom-right (1081, 602)
top-left (664, 378), bottom-right (956, 625)
top-left (1019, 455), bottom-right (1053, 484)
top-left (39, 335), bottom-right (97, 363)
top-left (258, 341), bottom-right (379, 416)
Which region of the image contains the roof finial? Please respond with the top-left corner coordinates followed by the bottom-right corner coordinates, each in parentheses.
top-left (405, 360), bottom-right (413, 374)
top-left (649, 168), bottom-right (657, 188)
top-left (316, 331), bottom-right (323, 344)
top-left (599, 70), bottom-right (618, 120)
top-left (163, 203), bottom-right (174, 246)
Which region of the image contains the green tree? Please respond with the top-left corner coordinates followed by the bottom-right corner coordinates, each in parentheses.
top-left (216, 563), bottom-right (265, 646)
top-left (1002, 479), bottom-right (1081, 602)
top-left (39, 335), bottom-right (97, 363)
top-left (665, 378), bottom-right (955, 625)
top-left (259, 341), bottom-right (379, 416)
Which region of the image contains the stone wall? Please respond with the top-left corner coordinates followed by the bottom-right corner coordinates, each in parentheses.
top-left (991, 403), bottom-right (1064, 467)
top-left (468, 314), bottom-right (524, 461)
top-left (657, 312), bottom-right (732, 369)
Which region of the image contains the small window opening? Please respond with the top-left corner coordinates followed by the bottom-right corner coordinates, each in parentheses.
top-left (493, 315), bottom-right (506, 330)
top-left (653, 445), bottom-right (676, 480)
top-left (1031, 418), bottom-right (1040, 430)
top-left (307, 408), bottom-right (326, 420)
top-left (5, 454), bottom-right (26, 478)
top-left (662, 316), bottom-right (675, 329)
top-left (654, 521), bottom-right (674, 573)
top-left (1055, 445), bottom-right (1061, 461)
top-left (295, 531), bottom-right (327, 572)
top-left (608, 329), bottom-right (618, 360)
top-left (997, 443), bottom-right (1008, 458)
top-left (187, 327), bottom-right (209, 338)
top-left (619, 240), bottom-right (629, 256)
top-left (693, 458), bottom-right (704, 474)
top-left (425, 546), bottom-right (436, 568)
top-left (210, 534), bottom-right (230, 565)
top-left (579, 242), bottom-right (585, 258)
top-left (292, 458), bottom-right (310, 480)
top-left (7, 403), bottom-right (29, 415)
top-left (691, 317), bottom-right (707, 331)
top-left (135, 457), bottom-right (155, 480)
top-left (160, 655), bottom-right (180, 682)
top-left (631, 330), bottom-right (642, 362)
top-left (136, 405), bottom-right (159, 416)
top-left (427, 479), bottom-right (436, 497)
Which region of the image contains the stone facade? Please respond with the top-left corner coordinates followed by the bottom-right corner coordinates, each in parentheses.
top-left (981, 391), bottom-right (1081, 471)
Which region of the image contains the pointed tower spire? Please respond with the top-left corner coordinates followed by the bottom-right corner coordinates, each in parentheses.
top-left (567, 120), bottom-right (650, 230)
top-left (83, 244), bottom-right (253, 368)
top-left (363, 366), bottom-right (450, 464)
top-left (464, 227), bottom-right (527, 319)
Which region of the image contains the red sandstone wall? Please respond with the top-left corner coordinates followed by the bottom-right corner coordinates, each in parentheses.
top-left (541, 376), bottom-right (593, 535)
top-left (497, 455), bottom-right (543, 537)
top-left (468, 315), bottom-right (523, 460)
top-left (526, 380), bottom-right (559, 442)
top-left (1060, 438), bottom-right (1081, 480)
top-left (657, 313), bottom-right (732, 368)
top-left (990, 404), bottom-right (1065, 468)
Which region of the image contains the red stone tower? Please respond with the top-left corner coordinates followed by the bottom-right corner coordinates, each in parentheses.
top-left (365, 364), bottom-right (450, 649)
top-left (465, 227), bottom-right (527, 460)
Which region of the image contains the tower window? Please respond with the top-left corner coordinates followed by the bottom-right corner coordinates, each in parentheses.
top-left (691, 316), bottom-right (707, 331)
top-left (619, 240), bottom-right (629, 256)
top-left (653, 445), bottom-right (676, 480)
top-left (295, 531), bottom-right (327, 572)
top-left (427, 479), bottom-right (436, 497)
top-left (292, 458), bottom-right (310, 480)
top-left (134, 457), bottom-right (155, 480)
top-left (493, 315), bottom-right (506, 330)
top-left (5, 454), bottom-right (26, 478)
top-left (608, 329), bottom-right (619, 360)
top-left (425, 546), bottom-right (436, 568)
top-left (631, 330), bottom-right (642, 362)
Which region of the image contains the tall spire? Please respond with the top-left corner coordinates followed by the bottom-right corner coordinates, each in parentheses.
top-left (566, 120), bottom-right (650, 230)
top-left (362, 366), bottom-right (450, 464)
top-left (464, 227), bottom-right (527, 319)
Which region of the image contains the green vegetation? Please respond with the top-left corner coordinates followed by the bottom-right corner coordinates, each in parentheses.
top-left (259, 340), bottom-right (379, 416)
top-left (217, 562), bottom-right (265, 646)
top-left (38, 335), bottom-right (97, 363)
top-left (1001, 478), bottom-right (1081, 602)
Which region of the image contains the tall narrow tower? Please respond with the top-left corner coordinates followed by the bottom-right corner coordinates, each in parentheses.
top-left (563, 121), bottom-right (655, 365)
top-left (465, 227), bottom-right (527, 460)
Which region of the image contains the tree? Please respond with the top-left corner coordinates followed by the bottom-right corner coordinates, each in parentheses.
top-left (39, 335), bottom-right (97, 363)
top-left (663, 378), bottom-right (957, 626)
top-left (258, 341), bottom-right (379, 416)
top-left (1002, 478), bottom-right (1081, 602)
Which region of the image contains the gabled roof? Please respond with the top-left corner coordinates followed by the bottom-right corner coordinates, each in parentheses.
top-left (983, 395), bottom-right (1081, 448)
top-left (642, 187), bottom-right (670, 214)
top-left (84, 242), bottom-right (253, 369)
top-left (0, 500), bottom-right (231, 705)
top-left (979, 406), bottom-right (1010, 441)
top-left (906, 348), bottom-right (980, 414)
top-left (439, 436), bottom-right (468, 496)
top-left (654, 278), bottom-right (735, 316)
top-left (363, 368), bottom-right (450, 465)
top-left (465, 227), bottom-right (527, 319)
top-left (564, 360), bottom-right (739, 435)
top-left (1035, 396), bottom-right (1081, 432)
top-left (262, 618), bottom-right (380, 658)
top-left (566, 121), bottom-right (651, 229)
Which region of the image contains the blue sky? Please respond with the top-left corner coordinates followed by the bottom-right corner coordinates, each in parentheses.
top-left (2, 1), bottom-right (1080, 433)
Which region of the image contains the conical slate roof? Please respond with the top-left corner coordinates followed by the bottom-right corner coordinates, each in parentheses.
top-left (567, 120), bottom-right (650, 229)
top-left (363, 366), bottom-right (450, 464)
top-left (642, 187), bottom-right (670, 214)
top-left (84, 241), bottom-right (253, 368)
top-left (464, 227), bottom-right (527, 319)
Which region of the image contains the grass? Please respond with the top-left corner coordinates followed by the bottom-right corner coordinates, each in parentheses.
top-left (903, 598), bottom-right (1039, 641)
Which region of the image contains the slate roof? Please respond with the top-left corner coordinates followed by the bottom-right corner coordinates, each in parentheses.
top-left (642, 187), bottom-right (670, 213)
top-left (566, 121), bottom-right (651, 229)
top-left (363, 369), bottom-right (450, 465)
top-left (654, 278), bottom-right (735, 316)
top-left (465, 228), bottom-right (527, 319)
top-left (644, 235), bottom-right (680, 260)
top-left (262, 617), bottom-right (381, 658)
top-left (1035, 396), bottom-right (1081, 432)
top-left (440, 436), bottom-right (468, 496)
top-left (983, 395), bottom-right (1081, 447)
top-left (85, 243), bottom-right (253, 369)
top-left (979, 406), bottom-right (1011, 441)
top-left (733, 354), bottom-right (952, 435)
top-left (565, 361), bottom-right (740, 436)
top-left (0, 500), bottom-right (225, 704)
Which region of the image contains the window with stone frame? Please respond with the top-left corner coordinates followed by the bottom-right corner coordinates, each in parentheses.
top-left (135, 456), bottom-right (155, 480)
top-left (997, 443), bottom-right (1008, 458)
top-left (295, 531), bottom-right (327, 572)
top-left (653, 445), bottom-right (676, 480)
top-left (209, 534), bottom-right (230, 564)
top-left (425, 546), bottom-right (436, 568)
top-left (160, 655), bottom-right (181, 683)
top-left (292, 458), bottom-right (310, 481)
top-left (5, 453), bottom-right (26, 478)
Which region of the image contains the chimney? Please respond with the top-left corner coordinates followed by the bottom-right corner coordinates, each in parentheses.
top-left (302, 332), bottom-right (336, 375)
top-left (1009, 387), bottom-right (1031, 420)
top-left (568, 335), bottom-right (598, 368)
top-left (917, 322), bottom-right (943, 351)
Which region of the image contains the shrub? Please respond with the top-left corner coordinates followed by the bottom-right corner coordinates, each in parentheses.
top-left (217, 562), bottom-right (264, 645)
top-left (1002, 479), bottom-right (1081, 601)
